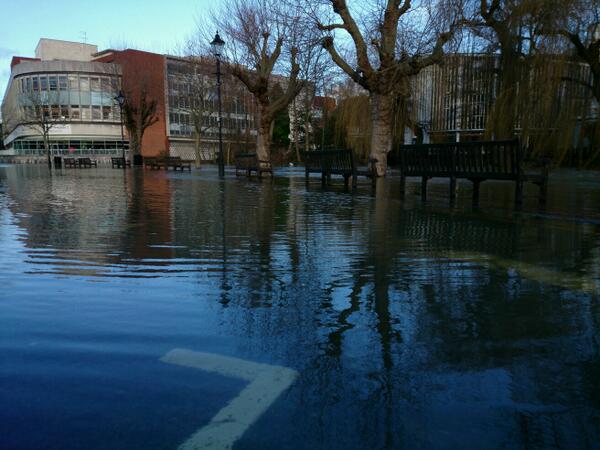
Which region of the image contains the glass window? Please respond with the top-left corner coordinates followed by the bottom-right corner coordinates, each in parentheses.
top-left (80, 77), bottom-right (89, 91)
top-left (59, 76), bottom-right (67, 90)
top-left (92, 106), bottom-right (101, 120)
top-left (49, 76), bottom-right (57, 91)
top-left (102, 106), bottom-right (112, 120)
top-left (71, 106), bottom-right (80, 119)
top-left (91, 77), bottom-right (100, 91)
top-left (91, 92), bottom-right (103, 105)
top-left (101, 78), bottom-right (110, 92)
top-left (80, 91), bottom-right (91, 106)
top-left (40, 77), bottom-right (48, 91)
top-left (61, 106), bottom-right (69, 119)
top-left (26, 78), bottom-right (31, 92)
top-left (81, 106), bottom-right (91, 120)
top-left (69, 75), bottom-right (78, 89)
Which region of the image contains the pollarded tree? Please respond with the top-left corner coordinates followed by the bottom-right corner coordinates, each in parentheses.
top-left (312, 0), bottom-right (462, 176)
top-left (122, 87), bottom-right (159, 158)
top-left (206, 0), bottom-right (306, 164)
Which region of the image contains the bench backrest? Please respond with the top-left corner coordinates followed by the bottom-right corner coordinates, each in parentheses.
top-left (235, 153), bottom-right (258, 169)
top-left (400, 140), bottom-right (521, 177)
top-left (301, 149), bottom-right (355, 173)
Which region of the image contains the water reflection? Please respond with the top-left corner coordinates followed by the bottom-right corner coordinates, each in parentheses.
top-left (0, 165), bottom-right (599, 449)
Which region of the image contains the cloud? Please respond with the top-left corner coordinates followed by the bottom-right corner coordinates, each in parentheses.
top-left (0, 47), bottom-right (16, 59)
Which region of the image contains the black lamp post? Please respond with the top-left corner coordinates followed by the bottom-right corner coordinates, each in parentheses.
top-left (114, 90), bottom-right (126, 168)
top-left (211, 32), bottom-right (226, 178)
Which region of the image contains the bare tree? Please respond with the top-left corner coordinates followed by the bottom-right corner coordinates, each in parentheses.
top-left (121, 86), bottom-right (159, 158)
top-left (463, 0), bottom-right (548, 139)
top-left (169, 56), bottom-right (218, 166)
top-left (543, 0), bottom-right (600, 104)
top-left (12, 89), bottom-right (67, 168)
top-left (311, 0), bottom-right (462, 176)
top-left (202, 0), bottom-right (306, 164)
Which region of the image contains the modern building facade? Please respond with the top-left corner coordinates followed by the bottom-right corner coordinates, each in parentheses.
top-left (1, 39), bottom-right (126, 160)
top-left (409, 53), bottom-right (597, 145)
top-left (1, 38), bottom-right (263, 162)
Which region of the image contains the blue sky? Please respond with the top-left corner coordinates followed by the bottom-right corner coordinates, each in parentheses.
top-left (0, 0), bottom-right (213, 96)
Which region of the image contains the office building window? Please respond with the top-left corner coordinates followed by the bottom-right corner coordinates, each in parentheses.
top-left (32, 77), bottom-right (39, 92)
top-left (49, 76), bottom-right (57, 91)
top-left (92, 106), bottom-right (101, 120)
top-left (69, 75), bottom-right (78, 90)
top-left (59, 76), bottom-right (67, 90)
top-left (40, 76), bottom-right (48, 91)
top-left (80, 77), bottom-right (90, 91)
top-left (81, 106), bottom-right (91, 120)
top-left (102, 106), bottom-right (112, 120)
top-left (91, 77), bottom-right (100, 92)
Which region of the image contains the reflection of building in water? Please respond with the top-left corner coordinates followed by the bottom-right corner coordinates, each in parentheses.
top-left (2, 167), bottom-right (175, 272)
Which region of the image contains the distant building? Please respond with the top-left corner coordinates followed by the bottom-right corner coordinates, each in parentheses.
top-left (1, 38), bottom-right (260, 162)
top-left (408, 54), bottom-right (597, 145)
top-left (1, 39), bottom-right (125, 159)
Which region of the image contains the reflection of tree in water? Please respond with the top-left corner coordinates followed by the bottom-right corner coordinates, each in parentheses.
top-left (203, 179), bottom-right (600, 449)
top-left (4, 165), bottom-right (598, 448)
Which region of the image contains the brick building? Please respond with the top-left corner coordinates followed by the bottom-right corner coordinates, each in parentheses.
top-left (1, 38), bottom-right (257, 161)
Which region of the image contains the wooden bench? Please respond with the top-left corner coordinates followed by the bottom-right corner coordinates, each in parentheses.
top-left (78, 157), bottom-right (97, 168)
top-left (398, 139), bottom-right (549, 208)
top-left (165, 156), bottom-right (192, 171)
top-left (234, 153), bottom-right (273, 178)
top-left (301, 149), bottom-right (375, 189)
top-left (144, 157), bottom-right (191, 171)
top-left (63, 157), bottom-right (77, 168)
top-left (111, 157), bottom-right (131, 168)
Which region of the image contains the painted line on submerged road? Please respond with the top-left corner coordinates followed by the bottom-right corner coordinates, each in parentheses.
top-left (160, 348), bottom-right (298, 450)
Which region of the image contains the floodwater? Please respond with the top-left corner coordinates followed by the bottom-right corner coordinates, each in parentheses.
top-left (0, 164), bottom-right (599, 450)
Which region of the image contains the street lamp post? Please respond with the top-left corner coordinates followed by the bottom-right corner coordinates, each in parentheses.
top-left (114, 90), bottom-right (126, 168)
top-left (211, 32), bottom-right (226, 178)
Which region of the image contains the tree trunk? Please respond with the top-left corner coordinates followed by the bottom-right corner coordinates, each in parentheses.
top-left (194, 133), bottom-right (202, 168)
top-left (370, 93), bottom-right (394, 177)
top-left (256, 106), bottom-right (272, 162)
top-left (44, 133), bottom-right (52, 169)
top-left (490, 43), bottom-right (520, 139)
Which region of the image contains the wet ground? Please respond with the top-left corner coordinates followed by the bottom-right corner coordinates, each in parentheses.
top-left (0, 164), bottom-right (599, 449)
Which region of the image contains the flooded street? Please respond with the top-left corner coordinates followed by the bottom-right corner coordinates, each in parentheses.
top-left (1, 164), bottom-right (599, 449)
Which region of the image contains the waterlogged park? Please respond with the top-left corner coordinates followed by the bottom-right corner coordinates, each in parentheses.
top-left (2, 0), bottom-right (600, 449)
top-left (1, 159), bottom-right (599, 449)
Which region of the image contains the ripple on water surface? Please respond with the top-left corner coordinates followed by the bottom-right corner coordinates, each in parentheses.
top-left (0, 165), bottom-right (599, 450)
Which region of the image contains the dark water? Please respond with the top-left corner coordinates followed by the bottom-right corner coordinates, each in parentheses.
top-left (1, 164), bottom-right (599, 450)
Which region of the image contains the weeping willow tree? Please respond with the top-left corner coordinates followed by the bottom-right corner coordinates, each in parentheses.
top-left (333, 80), bottom-right (415, 163)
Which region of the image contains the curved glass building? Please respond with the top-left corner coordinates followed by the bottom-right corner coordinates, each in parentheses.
top-left (1, 39), bottom-right (127, 160)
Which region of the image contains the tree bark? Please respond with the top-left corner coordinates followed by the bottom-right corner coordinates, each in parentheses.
top-left (256, 106), bottom-right (272, 162)
top-left (370, 93), bottom-right (394, 176)
top-left (194, 133), bottom-right (202, 168)
top-left (44, 132), bottom-right (52, 169)
top-left (489, 43), bottom-right (521, 139)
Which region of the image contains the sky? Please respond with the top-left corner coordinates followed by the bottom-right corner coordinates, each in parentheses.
top-left (0, 0), bottom-right (215, 97)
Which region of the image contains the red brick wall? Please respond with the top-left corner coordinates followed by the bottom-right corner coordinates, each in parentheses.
top-left (95, 50), bottom-right (168, 157)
